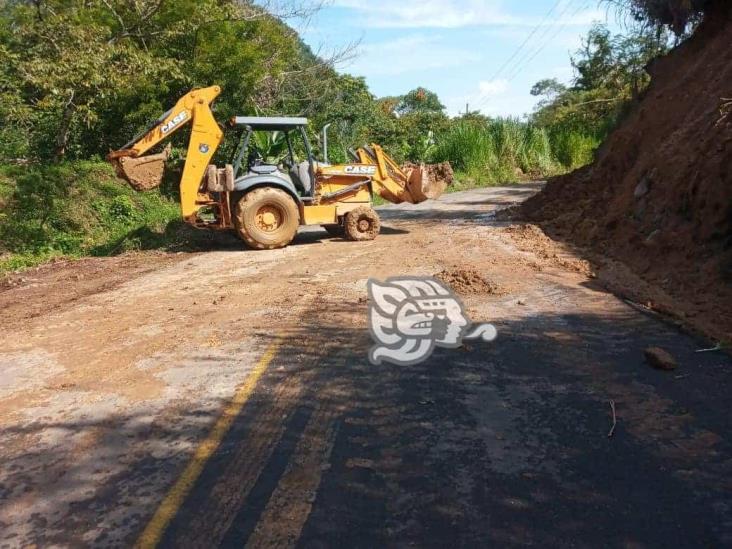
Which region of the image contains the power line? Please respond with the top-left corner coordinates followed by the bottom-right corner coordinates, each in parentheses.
top-left (487, 0), bottom-right (565, 84)
top-left (506, 0), bottom-right (592, 83)
top-left (476, 0), bottom-right (583, 112)
top-left (504, 0), bottom-right (585, 82)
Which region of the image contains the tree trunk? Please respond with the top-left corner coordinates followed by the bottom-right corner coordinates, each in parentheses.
top-left (53, 93), bottom-right (75, 162)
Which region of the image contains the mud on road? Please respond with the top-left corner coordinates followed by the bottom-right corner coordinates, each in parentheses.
top-left (1, 184), bottom-right (731, 547)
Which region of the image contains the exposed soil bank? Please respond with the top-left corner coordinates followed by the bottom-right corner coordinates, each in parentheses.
top-left (521, 6), bottom-right (732, 343)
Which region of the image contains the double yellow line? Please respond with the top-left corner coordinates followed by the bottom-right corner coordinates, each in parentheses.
top-left (136, 341), bottom-right (281, 548)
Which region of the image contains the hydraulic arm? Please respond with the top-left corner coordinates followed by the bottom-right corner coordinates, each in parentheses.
top-left (108, 85), bottom-right (224, 220)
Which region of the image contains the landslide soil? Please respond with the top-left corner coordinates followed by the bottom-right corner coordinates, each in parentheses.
top-left (402, 161), bottom-right (455, 200)
top-left (521, 6), bottom-right (732, 344)
top-left (435, 267), bottom-right (505, 295)
top-left (0, 253), bottom-right (185, 324)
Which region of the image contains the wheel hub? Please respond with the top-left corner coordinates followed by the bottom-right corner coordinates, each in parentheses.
top-left (357, 218), bottom-right (370, 232)
top-left (255, 205), bottom-right (282, 232)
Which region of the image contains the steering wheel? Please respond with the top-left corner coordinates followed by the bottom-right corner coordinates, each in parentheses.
top-left (248, 149), bottom-right (263, 167)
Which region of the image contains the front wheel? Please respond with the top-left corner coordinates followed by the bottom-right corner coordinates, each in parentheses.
top-left (234, 187), bottom-right (300, 249)
top-left (344, 206), bottom-right (380, 241)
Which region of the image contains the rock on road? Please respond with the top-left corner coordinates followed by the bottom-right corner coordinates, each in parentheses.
top-left (1, 185), bottom-right (731, 547)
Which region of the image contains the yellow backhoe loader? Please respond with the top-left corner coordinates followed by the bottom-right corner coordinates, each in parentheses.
top-left (108, 85), bottom-right (449, 249)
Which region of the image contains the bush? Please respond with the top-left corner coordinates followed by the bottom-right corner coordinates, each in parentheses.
top-left (431, 118), bottom-right (595, 185)
top-left (109, 195), bottom-right (138, 220)
top-left (0, 161), bottom-right (180, 272)
top-left (549, 129), bottom-right (600, 169)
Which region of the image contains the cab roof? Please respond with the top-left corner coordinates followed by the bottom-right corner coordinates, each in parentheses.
top-left (230, 116), bottom-right (308, 130)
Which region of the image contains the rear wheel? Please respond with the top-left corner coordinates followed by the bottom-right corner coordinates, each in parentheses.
top-left (344, 206), bottom-right (380, 241)
top-left (234, 187), bottom-right (300, 249)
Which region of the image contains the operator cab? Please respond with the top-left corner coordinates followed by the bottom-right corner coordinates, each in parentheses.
top-left (229, 116), bottom-right (315, 197)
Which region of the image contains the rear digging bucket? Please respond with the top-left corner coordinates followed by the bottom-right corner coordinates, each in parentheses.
top-left (110, 145), bottom-right (171, 191)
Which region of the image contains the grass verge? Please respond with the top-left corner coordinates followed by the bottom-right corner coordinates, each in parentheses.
top-left (0, 161), bottom-right (181, 274)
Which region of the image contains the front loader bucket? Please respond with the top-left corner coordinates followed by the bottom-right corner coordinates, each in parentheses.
top-left (403, 162), bottom-right (453, 203)
top-left (110, 145), bottom-right (171, 191)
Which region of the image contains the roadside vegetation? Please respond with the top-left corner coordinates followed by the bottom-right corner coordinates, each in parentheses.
top-left (0, 0), bottom-right (689, 272)
top-left (431, 118), bottom-right (598, 187)
top-left (0, 162), bottom-right (181, 272)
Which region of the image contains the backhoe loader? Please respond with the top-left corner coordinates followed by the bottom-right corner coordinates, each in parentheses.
top-left (108, 86), bottom-right (449, 249)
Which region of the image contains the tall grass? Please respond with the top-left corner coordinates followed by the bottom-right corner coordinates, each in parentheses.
top-left (547, 128), bottom-right (600, 169)
top-left (431, 118), bottom-right (598, 185)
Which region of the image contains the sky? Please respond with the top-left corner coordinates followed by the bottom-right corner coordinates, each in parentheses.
top-left (296, 0), bottom-right (622, 118)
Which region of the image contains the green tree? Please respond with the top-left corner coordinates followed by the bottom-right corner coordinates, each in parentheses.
top-left (4, 5), bottom-right (179, 161)
top-left (608, 0), bottom-right (709, 34)
top-left (530, 78), bottom-right (568, 99)
top-left (530, 23), bottom-right (670, 136)
top-left (0, 0), bottom-right (319, 162)
top-left (396, 87), bottom-right (445, 116)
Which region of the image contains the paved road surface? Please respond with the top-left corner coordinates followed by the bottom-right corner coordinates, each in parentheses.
top-left (1, 185), bottom-right (731, 547)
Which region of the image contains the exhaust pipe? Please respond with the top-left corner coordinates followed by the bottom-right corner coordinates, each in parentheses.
top-left (322, 123), bottom-right (332, 164)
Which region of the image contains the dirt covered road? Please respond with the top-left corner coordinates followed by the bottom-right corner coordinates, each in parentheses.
top-left (1, 185), bottom-right (731, 547)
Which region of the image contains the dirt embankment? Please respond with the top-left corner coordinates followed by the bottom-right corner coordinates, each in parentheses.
top-left (521, 5), bottom-right (732, 343)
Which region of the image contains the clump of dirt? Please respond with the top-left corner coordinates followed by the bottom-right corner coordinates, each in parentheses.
top-left (424, 161), bottom-right (455, 187)
top-left (402, 161), bottom-right (454, 202)
top-left (502, 223), bottom-right (551, 243)
top-left (520, 6), bottom-right (732, 343)
top-left (644, 346), bottom-right (679, 371)
top-left (435, 268), bottom-right (505, 295)
top-left (402, 162), bottom-right (455, 187)
top-left (109, 145), bottom-right (171, 191)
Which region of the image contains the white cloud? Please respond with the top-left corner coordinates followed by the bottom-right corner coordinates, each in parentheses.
top-left (478, 79), bottom-right (508, 96)
top-left (333, 0), bottom-right (514, 28)
top-left (444, 78), bottom-right (538, 118)
top-left (343, 35), bottom-right (481, 77)
top-left (333, 0), bottom-right (605, 29)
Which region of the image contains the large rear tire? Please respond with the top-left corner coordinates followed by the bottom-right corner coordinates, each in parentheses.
top-left (234, 187), bottom-right (300, 249)
top-left (344, 206), bottom-right (380, 241)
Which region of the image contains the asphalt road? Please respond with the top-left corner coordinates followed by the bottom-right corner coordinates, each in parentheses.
top-left (1, 185), bottom-right (731, 548)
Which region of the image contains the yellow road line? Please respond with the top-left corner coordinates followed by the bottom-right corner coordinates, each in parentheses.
top-left (135, 341), bottom-right (280, 549)
top-left (244, 403), bottom-right (337, 548)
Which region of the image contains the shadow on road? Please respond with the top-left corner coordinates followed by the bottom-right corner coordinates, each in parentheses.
top-left (4, 295), bottom-right (731, 547)
top-left (93, 221), bottom-right (412, 256)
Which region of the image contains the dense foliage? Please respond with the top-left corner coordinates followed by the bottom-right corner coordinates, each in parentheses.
top-left (0, 0), bottom-right (703, 270)
top-left (0, 162), bottom-right (181, 271)
top-left (529, 23), bottom-right (670, 162)
top-left (0, 0), bottom-right (319, 161)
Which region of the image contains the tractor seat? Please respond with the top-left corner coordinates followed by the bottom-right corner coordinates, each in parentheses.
top-left (289, 161), bottom-right (312, 194)
top-left (250, 164), bottom-right (278, 175)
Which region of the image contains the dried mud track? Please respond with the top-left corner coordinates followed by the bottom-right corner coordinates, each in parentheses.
top-left (1, 184), bottom-right (731, 547)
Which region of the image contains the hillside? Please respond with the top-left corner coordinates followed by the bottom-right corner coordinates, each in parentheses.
top-left (521, 2), bottom-right (732, 342)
